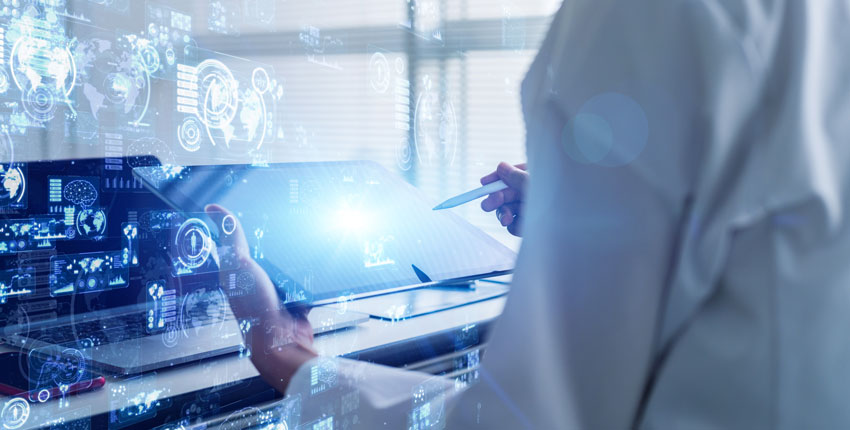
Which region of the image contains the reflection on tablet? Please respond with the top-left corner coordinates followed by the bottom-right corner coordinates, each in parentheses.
top-left (134, 161), bottom-right (515, 305)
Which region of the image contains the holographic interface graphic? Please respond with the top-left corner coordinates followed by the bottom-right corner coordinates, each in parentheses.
top-left (0, 0), bottom-right (537, 428)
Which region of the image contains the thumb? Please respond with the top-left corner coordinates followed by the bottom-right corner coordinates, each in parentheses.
top-left (497, 162), bottom-right (529, 190)
top-left (205, 204), bottom-right (280, 319)
top-left (205, 204), bottom-right (251, 267)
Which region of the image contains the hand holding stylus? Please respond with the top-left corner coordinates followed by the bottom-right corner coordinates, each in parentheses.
top-left (480, 162), bottom-right (528, 237)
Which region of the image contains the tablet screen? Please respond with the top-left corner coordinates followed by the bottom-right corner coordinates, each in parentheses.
top-left (134, 161), bottom-right (515, 304)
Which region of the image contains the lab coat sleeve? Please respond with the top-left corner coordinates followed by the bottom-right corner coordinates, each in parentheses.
top-left (434, 1), bottom-right (759, 429)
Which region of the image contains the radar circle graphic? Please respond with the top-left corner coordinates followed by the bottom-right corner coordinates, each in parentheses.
top-left (251, 67), bottom-right (270, 94)
top-left (178, 117), bottom-right (202, 152)
top-left (197, 59), bottom-right (239, 129)
top-left (53, 348), bottom-right (86, 387)
top-left (36, 390), bottom-right (49, 403)
top-left (369, 52), bottom-right (390, 94)
top-left (396, 139), bottom-right (413, 171)
top-left (175, 218), bottom-right (212, 270)
top-left (1, 397), bottom-right (30, 430)
top-left (162, 322), bottom-right (179, 348)
top-left (138, 43), bottom-right (161, 74)
top-left (221, 214), bottom-right (236, 235)
top-left (413, 77), bottom-right (457, 167)
top-left (22, 86), bottom-right (59, 122)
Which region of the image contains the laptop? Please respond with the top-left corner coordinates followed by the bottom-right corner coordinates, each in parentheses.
top-left (0, 158), bottom-right (368, 375)
top-left (1, 159), bottom-right (515, 375)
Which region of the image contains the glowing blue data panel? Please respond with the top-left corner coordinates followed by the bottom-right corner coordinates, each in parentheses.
top-left (0, 164), bottom-right (27, 212)
top-left (0, 267), bottom-right (35, 304)
top-left (26, 343), bottom-right (97, 403)
top-left (172, 217), bottom-right (214, 276)
top-left (134, 161), bottom-right (516, 304)
top-left (409, 377), bottom-right (449, 430)
top-left (49, 251), bottom-right (130, 296)
top-left (177, 46), bottom-right (278, 158)
top-left (0, 217), bottom-right (68, 253)
top-left (146, 280), bottom-right (176, 333)
top-left (58, 177), bottom-right (100, 209)
top-left (108, 373), bottom-right (172, 429)
top-left (121, 222), bottom-right (139, 266)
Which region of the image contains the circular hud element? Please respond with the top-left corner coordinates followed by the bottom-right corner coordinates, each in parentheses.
top-left (369, 52), bottom-right (390, 94)
top-left (36, 389), bottom-right (49, 403)
top-left (137, 43), bottom-right (161, 74)
top-left (178, 116), bottom-right (202, 152)
top-left (10, 19), bottom-right (76, 97)
top-left (75, 208), bottom-right (107, 238)
top-left (1, 397), bottom-right (29, 429)
top-left (251, 67), bottom-right (270, 94)
top-left (162, 322), bottom-right (179, 348)
top-left (22, 85), bottom-right (59, 122)
top-left (396, 139), bottom-right (413, 171)
top-left (197, 59), bottom-right (239, 129)
top-left (221, 214), bottom-right (236, 235)
top-left (174, 218), bottom-right (212, 270)
top-left (0, 165), bottom-right (25, 208)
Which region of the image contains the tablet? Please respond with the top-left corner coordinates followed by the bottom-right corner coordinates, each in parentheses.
top-left (133, 161), bottom-right (515, 305)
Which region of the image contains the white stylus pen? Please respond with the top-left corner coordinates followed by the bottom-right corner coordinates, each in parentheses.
top-left (432, 180), bottom-right (508, 210)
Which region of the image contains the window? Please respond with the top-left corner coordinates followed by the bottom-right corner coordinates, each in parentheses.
top-left (22, 1), bottom-right (559, 247)
top-left (193, 0), bottom-right (561, 248)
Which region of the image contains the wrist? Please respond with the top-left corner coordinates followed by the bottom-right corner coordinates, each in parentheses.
top-left (243, 322), bottom-right (316, 390)
top-left (253, 342), bottom-right (318, 393)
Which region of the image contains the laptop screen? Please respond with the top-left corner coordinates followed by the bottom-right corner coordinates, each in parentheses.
top-left (134, 161), bottom-right (516, 305)
top-left (0, 157), bottom-right (223, 332)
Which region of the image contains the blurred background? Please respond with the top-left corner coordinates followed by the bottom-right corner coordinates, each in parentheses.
top-left (12, 0), bottom-right (562, 247)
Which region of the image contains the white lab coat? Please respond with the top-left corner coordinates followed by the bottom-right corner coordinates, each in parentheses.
top-left (287, 0), bottom-right (850, 428)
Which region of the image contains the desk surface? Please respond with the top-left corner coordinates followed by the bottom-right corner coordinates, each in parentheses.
top-left (1, 295), bottom-right (506, 430)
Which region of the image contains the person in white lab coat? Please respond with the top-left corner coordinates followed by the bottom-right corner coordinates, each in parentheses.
top-left (207, 0), bottom-right (850, 427)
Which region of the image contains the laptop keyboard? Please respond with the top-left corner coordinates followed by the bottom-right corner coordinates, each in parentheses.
top-left (19, 311), bottom-right (235, 346)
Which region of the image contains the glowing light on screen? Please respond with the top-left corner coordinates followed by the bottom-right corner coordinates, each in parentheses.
top-left (332, 207), bottom-right (370, 232)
